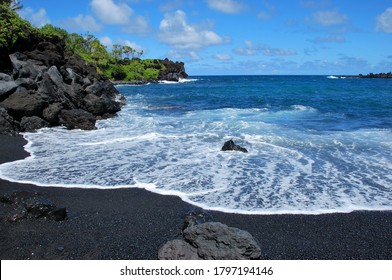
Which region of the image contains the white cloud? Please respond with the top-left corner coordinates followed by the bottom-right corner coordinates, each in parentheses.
top-left (234, 41), bottom-right (296, 57)
top-left (99, 37), bottom-right (146, 53)
top-left (234, 40), bottom-right (260, 55)
top-left (123, 40), bottom-right (145, 53)
top-left (123, 15), bottom-right (151, 34)
top-left (60, 14), bottom-right (102, 33)
top-left (262, 45), bottom-right (297, 56)
top-left (99, 36), bottom-right (113, 48)
top-left (312, 10), bottom-right (348, 26)
top-left (205, 0), bottom-right (245, 14)
top-left (214, 53), bottom-right (232, 61)
top-left (20, 7), bottom-right (51, 27)
top-left (159, 10), bottom-right (227, 49)
top-left (376, 7), bottom-right (392, 33)
top-left (90, 0), bottom-right (150, 34)
top-left (168, 50), bottom-right (202, 61)
top-left (90, 0), bottom-right (133, 25)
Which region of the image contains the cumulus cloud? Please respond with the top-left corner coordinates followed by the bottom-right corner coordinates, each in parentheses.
top-left (60, 14), bottom-right (102, 33)
top-left (20, 7), bottom-right (50, 27)
top-left (205, 0), bottom-right (245, 14)
top-left (90, 0), bottom-right (150, 34)
top-left (376, 7), bottom-right (392, 33)
top-left (158, 10), bottom-right (227, 49)
top-left (90, 0), bottom-right (133, 25)
top-left (312, 10), bottom-right (348, 26)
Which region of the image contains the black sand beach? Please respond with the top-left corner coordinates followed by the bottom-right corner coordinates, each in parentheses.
top-left (0, 134), bottom-right (391, 260)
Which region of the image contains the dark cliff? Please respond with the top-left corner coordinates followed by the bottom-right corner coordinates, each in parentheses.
top-left (0, 35), bottom-right (124, 135)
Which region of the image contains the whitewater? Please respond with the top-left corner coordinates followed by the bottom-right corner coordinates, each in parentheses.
top-left (1, 75), bottom-right (391, 215)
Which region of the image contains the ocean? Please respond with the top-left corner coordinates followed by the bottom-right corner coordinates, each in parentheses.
top-left (1, 75), bottom-right (391, 214)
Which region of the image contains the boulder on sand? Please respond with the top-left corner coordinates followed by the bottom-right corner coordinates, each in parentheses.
top-left (158, 210), bottom-right (262, 260)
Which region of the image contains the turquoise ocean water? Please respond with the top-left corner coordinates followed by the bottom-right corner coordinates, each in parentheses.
top-left (1, 75), bottom-right (391, 214)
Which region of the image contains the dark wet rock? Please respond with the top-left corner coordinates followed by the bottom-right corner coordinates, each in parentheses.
top-left (0, 87), bottom-right (47, 120)
top-left (183, 222), bottom-right (261, 260)
top-left (0, 191), bottom-right (67, 222)
top-left (221, 139), bottom-right (248, 153)
top-left (59, 109), bottom-right (96, 130)
top-left (24, 41), bottom-right (63, 68)
top-left (0, 38), bottom-right (123, 135)
top-left (0, 107), bottom-right (19, 136)
top-left (42, 102), bottom-right (63, 124)
top-left (158, 239), bottom-right (202, 260)
top-left (20, 116), bottom-right (50, 132)
top-left (0, 80), bottom-right (18, 99)
top-left (0, 73), bottom-right (12, 81)
top-left (9, 52), bottom-right (48, 81)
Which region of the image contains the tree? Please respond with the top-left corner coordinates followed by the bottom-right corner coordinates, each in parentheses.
top-left (1, 0), bottom-right (23, 11)
top-left (122, 45), bottom-right (134, 60)
top-left (111, 44), bottom-right (123, 63)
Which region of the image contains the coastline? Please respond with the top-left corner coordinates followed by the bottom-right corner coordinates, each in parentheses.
top-left (1, 134), bottom-right (392, 260)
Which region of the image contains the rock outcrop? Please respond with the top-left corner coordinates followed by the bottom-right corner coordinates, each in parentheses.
top-left (0, 191), bottom-right (67, 222)
top-left (158, 58), bottom-right (188, 81)
top-left (221, 139), bottom-right (248, 153)
top-left (338, 72), bottom-right (392, 79)
top-left (158, 210), bottom-right (262, 260)
top-left (0, 39), bottom-right (124, 135)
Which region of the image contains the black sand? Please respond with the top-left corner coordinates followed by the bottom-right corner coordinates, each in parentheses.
top-left (0, 134), bottom-right (391, 259)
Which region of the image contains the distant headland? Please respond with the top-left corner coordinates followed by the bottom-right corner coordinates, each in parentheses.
top-left (338, 72), bottom-right (392, 79)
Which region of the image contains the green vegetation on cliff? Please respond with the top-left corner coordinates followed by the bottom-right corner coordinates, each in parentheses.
top-left (1, 3), bottom-right (186, 82)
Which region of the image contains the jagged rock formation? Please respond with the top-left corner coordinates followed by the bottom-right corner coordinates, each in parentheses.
top-left (158, 58), bottom-right (188, 81)
top-left (0, 38), bottom-right (124, 135)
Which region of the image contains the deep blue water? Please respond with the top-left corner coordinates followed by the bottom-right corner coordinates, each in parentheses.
top-left (1, 75), bottom-right (391, 214)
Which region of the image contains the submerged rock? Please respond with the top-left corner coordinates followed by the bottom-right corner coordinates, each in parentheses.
top-left (221, 139), bottom-right (248, 153)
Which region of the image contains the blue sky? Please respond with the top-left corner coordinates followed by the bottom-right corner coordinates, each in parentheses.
top-left (18, 0), bottom-right (392, 75)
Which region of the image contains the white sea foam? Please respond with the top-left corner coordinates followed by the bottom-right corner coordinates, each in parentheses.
top-left (158, 78), bottom-right (199, 84)
top-left (1, 85), bottom-right (391, 215)
top-left (327, 75), bottom-right (339, 79)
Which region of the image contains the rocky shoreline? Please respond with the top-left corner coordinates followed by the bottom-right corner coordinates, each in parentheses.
top-left (339, 72), bottom-right (392, 79)
top-left (0, 37), bottom-right (125, 136)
